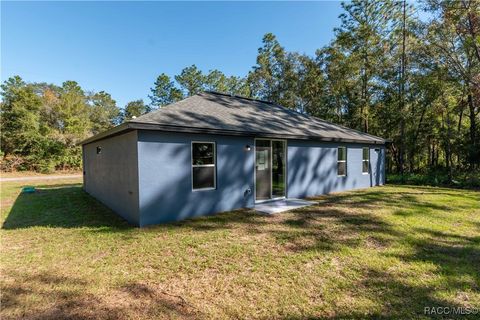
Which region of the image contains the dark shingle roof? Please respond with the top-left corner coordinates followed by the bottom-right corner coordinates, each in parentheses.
top-left (81, 91), bottom-right (386, 145)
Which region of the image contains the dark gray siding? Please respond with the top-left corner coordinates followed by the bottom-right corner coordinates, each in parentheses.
top-left (137, 131), bottom-right (255, 226)
top-left (83, 131), bottom-right (140, 225)
top-left (287, 141), bottom-right (385, 198)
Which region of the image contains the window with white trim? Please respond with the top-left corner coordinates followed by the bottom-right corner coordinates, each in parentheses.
top-left (192, 142), bottom-right (216, 190)
top-left (362, 147), bottom-right (370, 174)
top-left (337, 147), bottom-right (347, 176)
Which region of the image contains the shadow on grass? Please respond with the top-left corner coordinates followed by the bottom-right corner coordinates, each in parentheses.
top-left (2, 183), bottom-right (131, 230)
top-left (394, 227), bottom-right (480, 287)
top-left (296, 269), bottom-right (479, 319)
top-left (228, 187), bottom-right (478, 318)
top-left (2, 184), bottom-right (479, 318)
top-left (311, 187), bottom-right (454, 213)
top-left (1, 271), bottom-right (200, 320)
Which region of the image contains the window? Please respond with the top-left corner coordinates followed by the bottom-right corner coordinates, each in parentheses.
top-left (192, 142), bottom-right (216, 190)
top-left (337, 147), bottom-right (347, 176)
top-left (362, 147), bottom-right (370, 174)
top-left (96, 146), bottom-right (102, 154)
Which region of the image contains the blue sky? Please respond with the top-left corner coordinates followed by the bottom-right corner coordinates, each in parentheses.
top-left (2, 1), bottom-right (344, 107)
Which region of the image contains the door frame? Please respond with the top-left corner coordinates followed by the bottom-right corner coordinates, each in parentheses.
top-left (254, 138), bottom-right (288, 203)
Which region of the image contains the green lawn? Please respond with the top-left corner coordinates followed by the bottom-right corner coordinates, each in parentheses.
top-left (1, 178), bottom-right (479, 319)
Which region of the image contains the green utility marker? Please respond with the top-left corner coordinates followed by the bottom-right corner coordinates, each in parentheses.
top-left (22, 186), bottom-right (36, 194)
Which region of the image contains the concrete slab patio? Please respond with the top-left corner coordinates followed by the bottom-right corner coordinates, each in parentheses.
top-left (254, 198), bottom-right (315, 214)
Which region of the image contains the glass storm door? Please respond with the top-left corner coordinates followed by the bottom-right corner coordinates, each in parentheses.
top-left (272, 140), bottom-right (286, 198)
top-left (255, 140), bottom-right (271, 200)
top-left (255, 139), bottom-right (286, 201)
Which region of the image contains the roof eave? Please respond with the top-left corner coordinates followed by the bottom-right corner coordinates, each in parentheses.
top-left (80, 121), bottom-right (387, 146)
top-left (79, 122), bottom-right (134, 145)
top-left (141, 122), bottom-right (385, 144)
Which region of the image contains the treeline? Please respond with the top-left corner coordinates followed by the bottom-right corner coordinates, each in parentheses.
top-left (1, 79), bottom-right (122, 172)
top-left (149, 0), bottom-right (480, 179)
top-left (1, 0), bottom-right (479, 179)
top-left (0, 69), bottom-right (250, 172)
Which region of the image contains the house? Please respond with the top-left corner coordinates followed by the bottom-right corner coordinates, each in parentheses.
top-left (81, 91), bottom-right (386, 226)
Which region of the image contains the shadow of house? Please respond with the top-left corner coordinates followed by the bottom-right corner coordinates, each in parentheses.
top-left (2, 183), bottom-right (131, 230)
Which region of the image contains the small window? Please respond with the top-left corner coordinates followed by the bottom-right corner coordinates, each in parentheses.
top-left (96, 146), bottom-right (102, 154)
top-left (192, 142), bottom-right (216, 190)
top-left (362, 147), bottom-right (370, 174)
top-left (337, 147), bottom-right (347, 176)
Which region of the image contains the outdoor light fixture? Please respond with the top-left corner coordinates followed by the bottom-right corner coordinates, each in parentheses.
top-left (245, 145), bottom-right (251, 151)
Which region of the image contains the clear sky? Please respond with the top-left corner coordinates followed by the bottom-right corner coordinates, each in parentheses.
top-left (2, 1), bottom-right (344, 107)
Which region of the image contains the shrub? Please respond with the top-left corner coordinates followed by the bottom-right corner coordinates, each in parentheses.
top-left (387, 170), bottom-right (480, 189)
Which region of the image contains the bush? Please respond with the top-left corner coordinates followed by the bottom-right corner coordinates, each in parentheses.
top-left (0, 155), bottom-right (27, 172)
top-left (387, 170), bottom-right (480, 189)
top-left (35, 159), bottom-right (57, 174)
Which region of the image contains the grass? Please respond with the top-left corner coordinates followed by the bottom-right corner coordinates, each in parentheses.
top-left (1, 178), bottom-right (479, 319)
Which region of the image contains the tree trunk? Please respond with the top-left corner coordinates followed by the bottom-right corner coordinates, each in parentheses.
top-left (444, 106), bottom-right (453, 182)
top-left (399, 0), bottom-right (407, 177)
top-left (408, 103), bottom-right (427, 173)
top-left (465, 0), bottom-right (480, 63)
top-left (467, 93), bottom-right (478, 169)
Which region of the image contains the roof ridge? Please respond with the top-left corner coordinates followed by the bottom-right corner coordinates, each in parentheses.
top-left (262, 100), bottom-right (383, 139)
top-left (134, 91), bottom-right (384, 142)
top-left (203, 91), bottom-right (382, 139)
top-left (132, 94), bottom-right (196, 121)
top-left (202, 91), bottom-right (274, 105)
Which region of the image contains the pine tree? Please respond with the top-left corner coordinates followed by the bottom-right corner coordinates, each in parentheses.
top-left (149, 73), bottom-right (183, 108)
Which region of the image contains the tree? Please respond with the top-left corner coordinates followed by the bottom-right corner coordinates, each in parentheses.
top-left (296, 54), bottom-right (327, 117)
top-left (316, 45), bottom-right (357, 123)
top-left (225, 76), bottom-right (251, 97)
top-left (204, 69), bottom-right (229, 93)
top-left (123, 99), bottom-right (149, 121)
top-left (1, 76), bottom-right (124, 172)
top-left (423, 0), bottom-right (480, 169)
top-left (88, 91), bottom-right (121, 135)
top-left (333, 0), bottom-right (398, 133)
top-left (175, 65), bottom-right (206, 96)
top-left (248, 33), bottom-right (301, 109)
top-left (55, 81), bottom-right (91, 139)
top-left (149, 73), bottom-right (183, 108)
top-left (204, 69), bottom-right (251, 96)
top-left (0, 76), bottom-right (42, 157)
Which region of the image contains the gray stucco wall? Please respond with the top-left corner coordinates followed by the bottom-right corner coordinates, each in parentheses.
top-left (287, 141), bottom-right (385, 198)
top-left (137, 131), bottom-right (255, 226)
top-left (83, 129), bottom-right (385, 227)
top-left (83, 130), bottom-right (140, 225)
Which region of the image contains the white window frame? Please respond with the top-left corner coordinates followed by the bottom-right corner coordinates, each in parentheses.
top-left (191, 141), bottom-right (216, 191)
top-left (337, 147), bottom-right (347, 177)
top-left (362, 147), bottom-right (370, 174)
